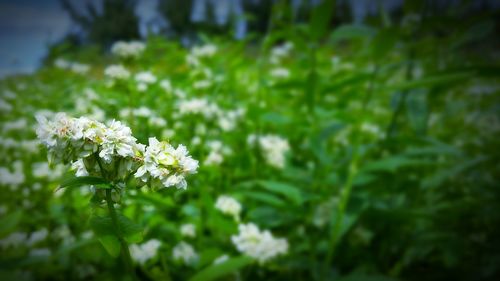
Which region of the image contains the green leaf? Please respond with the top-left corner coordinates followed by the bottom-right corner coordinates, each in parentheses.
top-left (390, 71), bottom-right (473, 90)
top-left (89, 214), bottom-right (143, 245)
top-left (309, 0), bottom-right (334, 40)
top-left (189, 256), bottom-right (253, 281)
top-left (337, 273), bottom-right (400, 281)
top-left (257, 181), bottom-right (303, 205)
top-left (330, 24), bottom-right (376, 42)
top-left (0, 211), bottom-right (22, 238)
top-left (236, 191), bottom-right (286, 208)
top-left (98, 235), bottom-right (121, 257)
top-left (59, 176), bottom-right (108, 189)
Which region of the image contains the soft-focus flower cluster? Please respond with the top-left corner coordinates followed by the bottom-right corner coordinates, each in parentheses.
top-left (178, 98), bottom-right (220, 118)
top-left (135, 71), bottom-right (157, 92)
top-left (204, 140), bottom-right (232, 166)
top-left (180, 223), bottom-right (196, 238)
top-left (270, 42), bottom-right (293, 64)
top-left (135, 137), bottom-right (199, 190)
top-left (0, 161), bottom-right (25, 188)
top-left (130, 239), bottom-right (162, 264)
top-left (231, 223), bottom-right (288, 264)
top-left (111, 41), bottom-right (146, 59)
top-left (104, 64), bottom-right (131, 81)
top-left (36, 113), bottom-right (197, 190)
top-left (248, 134), bottom-right (290, 169)
top-left (54, 58), bottom-right (90, 74)
top-left (172, 241), bottom-right (198, 265)
top-left (215, 195), bottom-right (242, 221)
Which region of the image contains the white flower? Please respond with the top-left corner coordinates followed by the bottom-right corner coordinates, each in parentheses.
top-left (270, 67), bottom-right (290, 79)
top-left (135, 71), bottom-right (157, 84)
top-left (0, 232), bottom-right (27, 249)
top-left (32, 162), bottom-right (64, 180)
top-left (0, 98), bottom-right (12, 112)
top-left (215, 195), bottom-right (241, 221)
top-left (99, 120), bottom-right (138, 163)
top-left (111, 41), bottom-right (146, 58)
top-left (191, 44), bottom-right (217, 58)
top-left (70, 63), bottom-right (90, 74)
top-left (0, 161), bottom-right (25, 187)
top-left (130, 239), bottom-right (162, 264)
top-left (193, 79), bottom-right (212, 89)
top-left (71, 159), bottom-right (89, 177)
top-left (54, 58), bottom-right (71, 69)
top-left (172, 241), bottom-right (198, 265)
top-left (231, 223), bottom-right (288, 264)
top-left (3, 118), bottom-right (27, 132)
top-left (27, 228), bottom-right (48, 246)
top-left (178, 98), bottom-right (220, 119)
top-left (180, 224), bottom-right (196, 238)
top-left (248, 134), bottom-right (290, 169)
top-left (134, 137), bottom-right (198, 189)
top-left (160, 79), bottom-right (172, 92)
top-left (104, 64), bottom-right (130, 80)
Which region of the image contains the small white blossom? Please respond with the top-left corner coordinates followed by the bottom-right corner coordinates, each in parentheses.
top-left (104, 64), bottom-right (130, 80)
top-left (215, 195), bottom-right (242, 221)
top-left (231, 223), bottom-right (288, 264)
top-left (111, 41), bottom-right (146, 58)
top-left (130, 239), bottom-right (162, 264)
top-left (248, 134), bottom-right (290, 169)
top-left (172, 241), bottom-right (198, 265)
top-left (134, 137), bottom-right (198, 189)
top-left (180, 223), bottom-right (196, 238)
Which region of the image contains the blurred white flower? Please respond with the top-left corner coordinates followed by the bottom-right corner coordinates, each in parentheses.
top-left (270, 67), bottom-right (290, 79)
top-left (0, 232), bottom-right (27, 249)
top-left (29, 248), bottom-right (52, 258)
top-left (111, 41), bottom-right (146, 58)
top-left (180, 223), bottom-right (196, 238)
top-left (130, 239), bottom-right (162, 264)
top-left (231, 223), bottom-right (288, 264)
top-left (248, 134), bottom-right (290, 169)
top-left (215, 195), bottom-right (241, 221)
top-left (104, 64), bottom-right (130, 80)
top-left (0, 161), bottom-right (25, 187)
top-left (27, 228), bottom-right (48, 246)
top-left (172, 241), bottom-right (198, 265)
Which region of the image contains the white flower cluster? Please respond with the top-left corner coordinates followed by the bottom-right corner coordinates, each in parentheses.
top-left (270, 42), bottom-right (293, 64)
top-left (248, 134), bottom-right (290, 169)
top-left (270, 67), bottom-right (291, 79)
top-left (215, 195), bottom-right (242, 221)
top-left (135, 137), bottom-right (199, 190)
top-left (186, 44), bottom-right (217, 67)
top-left (180, 223), bottom-right (196, 238)
top-left (217, 108), bottom-right (245, 132)
top-left (129, 239), bottom-right (162, 265)
top-left (54, 59), bottom-right (90, 74)
top-left (231, 223), bottom-right (288, 264)
top-left (135, 71), bottom-right (157, 92)
top-left (104, 64), bottom-right (131, 81)
top-left (36, 113), bottom-right (197, 190)
top-left (204, 140), bottom-right (232, 166)
top-left (178, 98), bottom-right (220, 118)
top-left (119, 107), bottom-right (167, 128)
top-left (172, 241), bottom-right (198, 265)
top-left (0, 161), bottom-right (25, 188)
top-left (111, 41), bottom-right (146, 59)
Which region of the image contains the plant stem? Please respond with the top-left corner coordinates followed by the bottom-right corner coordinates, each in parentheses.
top-left (105, 189), bottom-right (137, 280)
top-left (324, 146), bottom-right (359, 271)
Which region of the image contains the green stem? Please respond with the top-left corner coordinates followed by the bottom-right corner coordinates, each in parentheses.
top-left (324, 145), bottom-right (360, 276)
top-left (105, 189), bottom-right (137, 280)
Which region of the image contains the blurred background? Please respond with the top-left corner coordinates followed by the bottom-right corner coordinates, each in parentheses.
top-left (1, 0), bottom-right (498, 77)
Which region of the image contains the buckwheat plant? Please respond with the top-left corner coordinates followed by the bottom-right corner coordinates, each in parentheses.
top-left (36, 113), bottom-right (198, 278)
